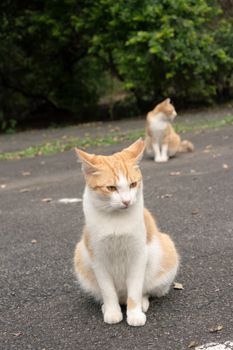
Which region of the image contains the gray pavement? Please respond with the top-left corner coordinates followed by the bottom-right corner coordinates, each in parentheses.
top-left (0, 102), bottom-right (233, 153)
top-left (0, 124), bottom-right (233, 350)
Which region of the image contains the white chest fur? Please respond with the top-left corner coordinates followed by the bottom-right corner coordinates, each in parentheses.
top-left (83, 186), bottom-right (147, 293)
top-left (150, 113), bottom-right (168, 144)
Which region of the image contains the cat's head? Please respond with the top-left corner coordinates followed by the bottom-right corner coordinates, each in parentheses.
top-left (154, 98), bottom-right (177, 121)
top-left (75, 139), bottom-right (145, 212)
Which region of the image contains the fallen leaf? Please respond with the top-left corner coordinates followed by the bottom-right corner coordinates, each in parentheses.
top-left (12, 332), bottom-right (22, 337)
top-left (161, 194), bottom-right (173, 199)
top-left (222, 164), bottom-right (229, 171)
top-left (203, 149), bottom-right (211, 153)
top-left (31, 239), bottom-right (37, 244)
top-left (205, 144), bottom-right (213, 149)
top-left (110, 127), bottom-right (121, 132)
top-left (173, 282), bottom-right (184, 290)
top-left (192, 208), bottom-right (199, 215)
top-left (170, 171), bottom-right (181, 176)
top-left (188, 341), bottom-right (199, 348)
top-left (19, 188), bottom-right (30, 193)
top-left (41, 198), bottom-right (52, 203)
top-left (22, 171), bottom-right (31, 176)
top-left (1, 184), bottom-right (6, 189)
top-left (209, 325), bottom-right (223, 333)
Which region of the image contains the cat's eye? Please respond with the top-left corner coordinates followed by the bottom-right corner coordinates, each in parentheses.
top-left (130, 182), bottom-right (137, 189)
top-left (107, 185), bottom-right (117, 192)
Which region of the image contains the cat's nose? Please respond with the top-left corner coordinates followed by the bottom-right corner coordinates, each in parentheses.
top-left (122, 200), bottom-right (130, 207)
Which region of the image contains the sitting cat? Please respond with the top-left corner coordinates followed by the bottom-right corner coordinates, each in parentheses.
top-left (73, 139), bottom-right (179, 326)
top-left (145, 98), bottom-right (194, 162)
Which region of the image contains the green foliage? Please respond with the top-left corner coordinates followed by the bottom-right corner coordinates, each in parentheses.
top-left (0, 1), bottom-right (102, 126)
top-left (0, 0), bottom-right (232, 130)
top-left (82, 0), bottom-right (233, 104)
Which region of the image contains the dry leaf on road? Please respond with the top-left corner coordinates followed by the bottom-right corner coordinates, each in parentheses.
top-left (41, 198), bottom-right (52, 203)
top-left (170, 171), bottom-right (181, 176)
top-left (222, 164), bottom-right (229, 171)
top-left (188, 341), bottom-right (199, 348)
top-left (19, 188), bottom-right (30, 193)
top-left (1, 184), bottom-right (6, 189)
top-left (110, 127), bottom-right (121, 132)
top-left (31, 239), bottom-right (37, 244)
top-left (12, 332), bottom-right (22, 337)
top-left (22, 171), bottom-right (31, 176)
top-left (209, 325), bottom-right (223, 333)
top-left (161, 194), bottom-right (173, 199)
top-left (173, 282), bottom-right (184, 290)
top-left (192, 208), bottom-right (199, 215)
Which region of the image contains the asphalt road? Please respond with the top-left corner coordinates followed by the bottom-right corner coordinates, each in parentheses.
top-left (0, 126), bottom-right (233, 350)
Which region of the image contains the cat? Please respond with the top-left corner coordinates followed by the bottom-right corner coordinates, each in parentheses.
top-left (145, 98), bottom-right (194, 162)
top-left (73, 139), bottom-right (179, 326)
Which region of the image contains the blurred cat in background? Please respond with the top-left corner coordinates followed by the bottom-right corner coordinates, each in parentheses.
top-left (145, 98), bottom-right (194, 162)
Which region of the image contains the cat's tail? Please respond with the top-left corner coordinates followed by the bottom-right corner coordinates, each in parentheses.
top-left (178, 140), bottom-right (194, 153)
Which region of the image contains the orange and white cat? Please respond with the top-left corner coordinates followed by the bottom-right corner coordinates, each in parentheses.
top-left (73, 139), bottom-right (179, 326)
top-left (145, 98), bottom-right (194, 162)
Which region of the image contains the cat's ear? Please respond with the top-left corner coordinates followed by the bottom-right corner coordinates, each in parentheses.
top-left (123, 138), bottom-right (145, 163)
top-left (75, 148), bottom-right (99, 175)
top-left (164, 97), bottom-right (171, 104)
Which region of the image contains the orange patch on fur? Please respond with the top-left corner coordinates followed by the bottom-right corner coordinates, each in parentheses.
top-left (83, 226), bottom-right (94, 259)
top-left (74, 242), bottom-right (97, 284)
top-left (144, 208), bottom-right (159, 243)
top-left (156, 233), bottom-right (179, 277)
top-left (127, 297), bottom-right (137, 310)
top-left (163, 123), bottom-right (181, 152)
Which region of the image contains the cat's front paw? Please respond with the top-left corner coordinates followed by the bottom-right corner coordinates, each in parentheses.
top-left (155, 156), bottom-right (168, 163)
top-left (103, 307), bottom-right (123, 324)
top-left (154, 155), bottom-right (162, 162)
top-left (127, 310), bottom-right (146, 327)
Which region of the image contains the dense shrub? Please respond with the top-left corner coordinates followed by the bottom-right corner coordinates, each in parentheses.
top-left (0, 1), bottom-right (103, 130)
top-left (83, 0), bottom-right (233, 106)
top-left (0, 0), bottom-right (232, 130)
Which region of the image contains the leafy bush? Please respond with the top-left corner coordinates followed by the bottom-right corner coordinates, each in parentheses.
top-left (82, 0), bottom-right (233, 106)
top-left (0, 1), bottom-right (102, 128)
top-left (0, 0), bottom-right (232, 130)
